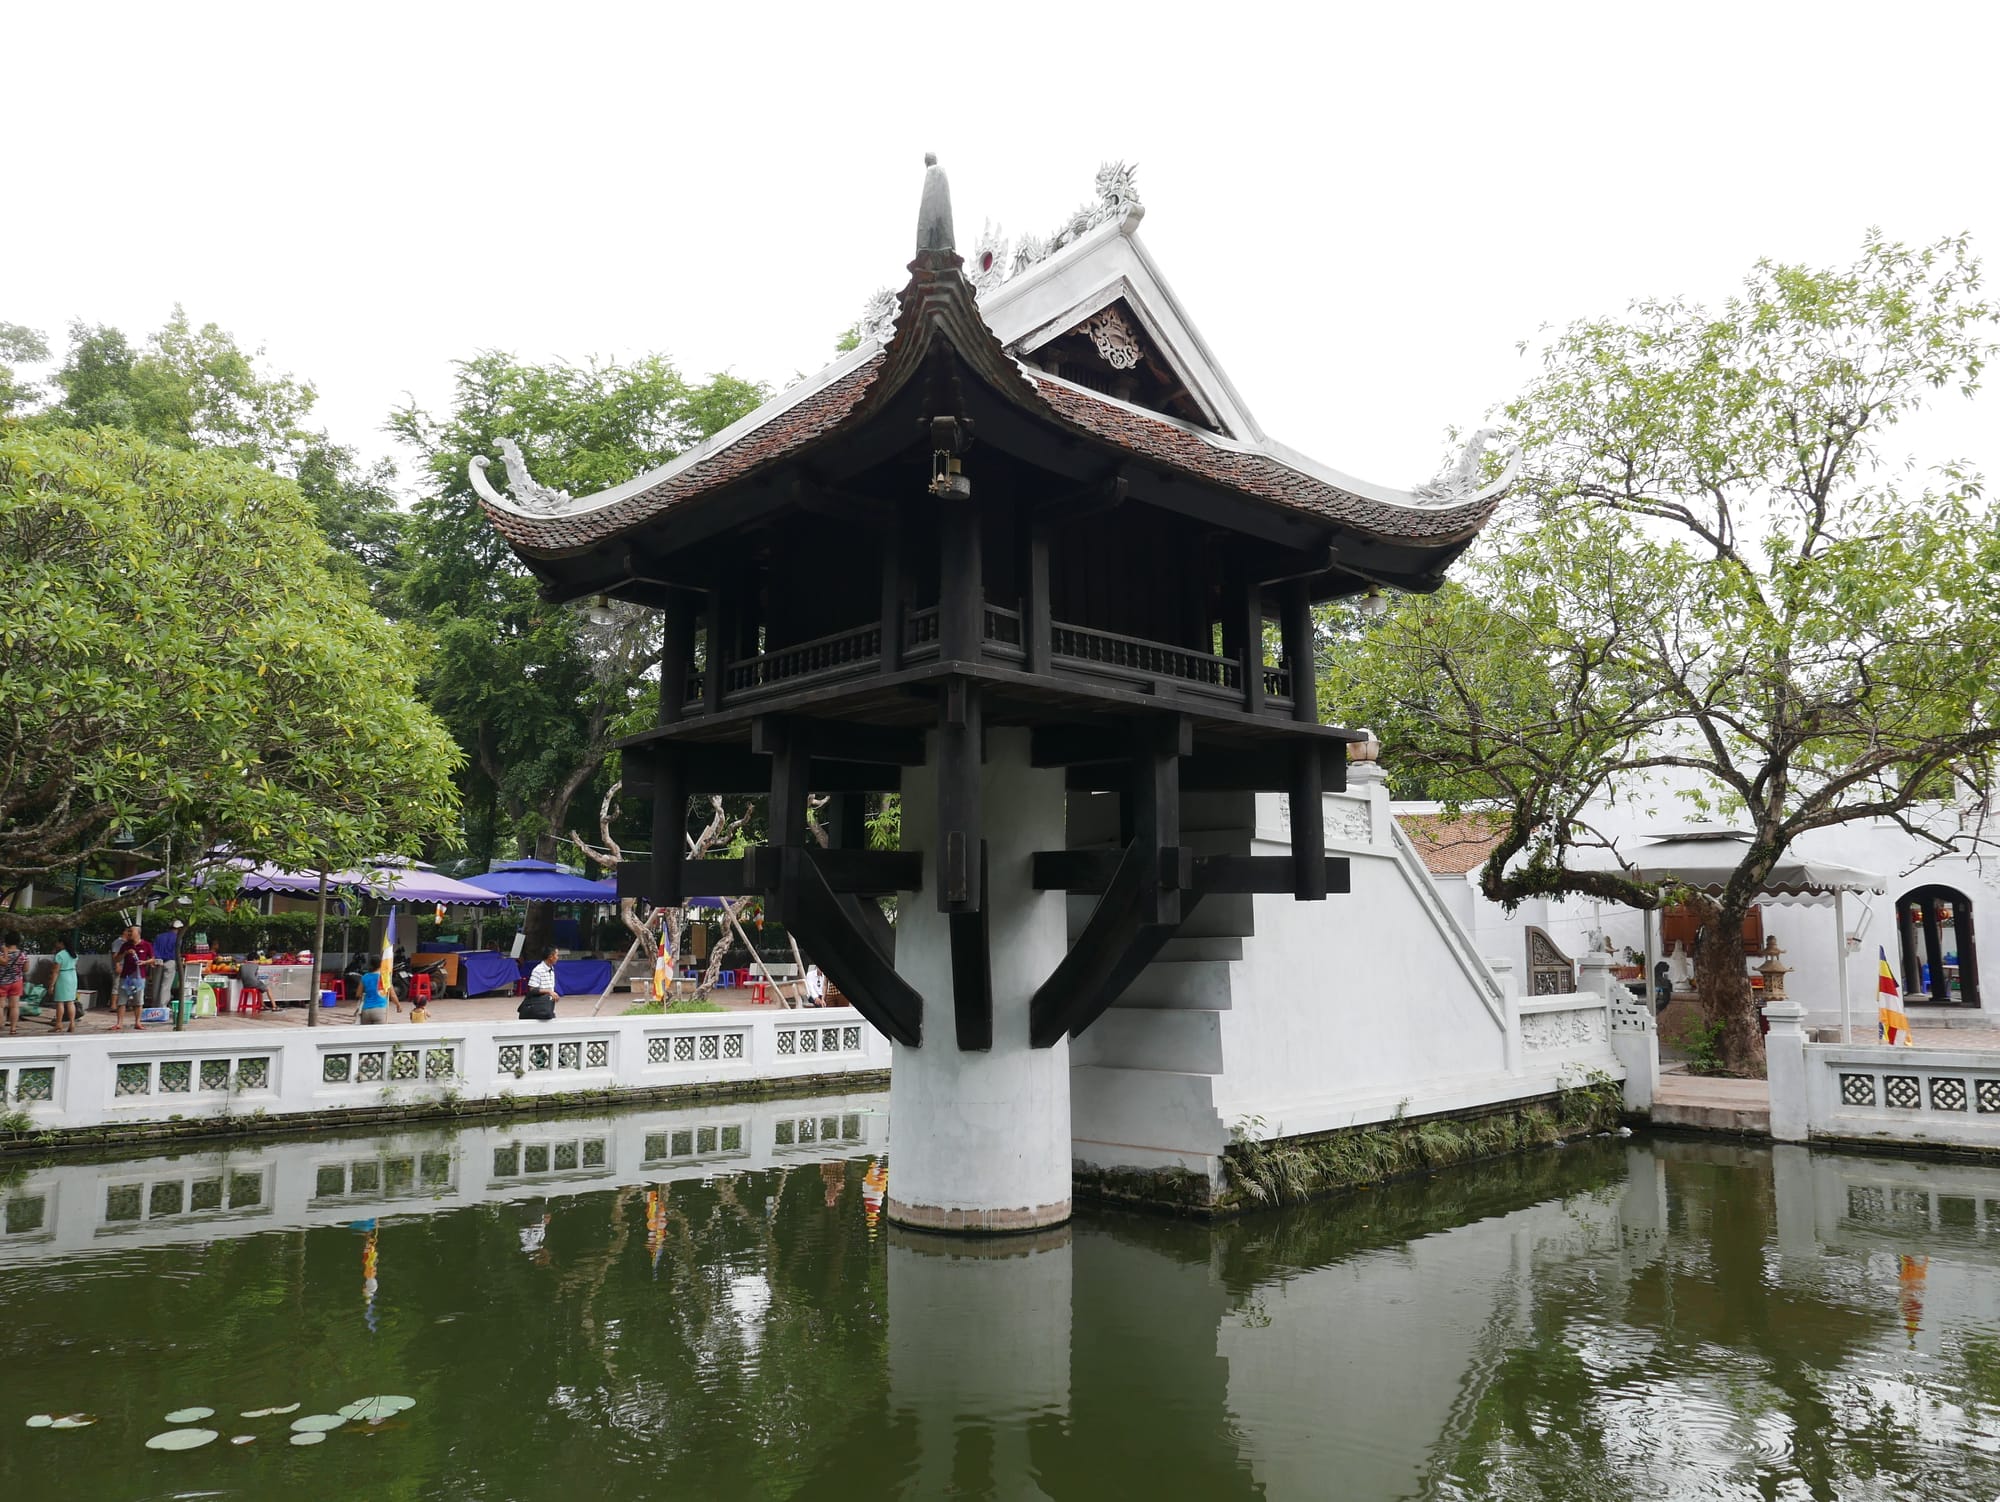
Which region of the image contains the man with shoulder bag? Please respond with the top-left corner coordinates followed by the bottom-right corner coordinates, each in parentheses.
top-left (518, 946), bottom-right (560, 1021)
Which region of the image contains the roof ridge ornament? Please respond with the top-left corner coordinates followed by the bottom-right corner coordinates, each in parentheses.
top-left (916, 152), bottom-right (955, 255)
top-left (854, 287), bottom-right (899, 347)
top-left (1414, 428), bottom-right (1519, 505)
top-left (469, 437), bottom-right (576, 515)
top-left (1013, 161), bottom-right (1141, 277)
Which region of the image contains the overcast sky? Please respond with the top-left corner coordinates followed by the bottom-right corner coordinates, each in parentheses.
top-left (8, 1), bottom-right (1996, 493)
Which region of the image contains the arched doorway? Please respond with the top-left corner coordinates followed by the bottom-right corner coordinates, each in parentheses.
top-left (1896, 886), bottom-right (1979, 1009)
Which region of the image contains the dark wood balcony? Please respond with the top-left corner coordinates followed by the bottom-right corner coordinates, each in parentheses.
top-left (673, 598), bottom-right (1297, 723)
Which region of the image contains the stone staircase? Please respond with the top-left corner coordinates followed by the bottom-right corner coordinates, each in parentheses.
top-left (1067, 794), bottom-right (1255, 1179)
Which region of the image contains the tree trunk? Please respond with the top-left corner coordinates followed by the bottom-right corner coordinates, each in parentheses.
top-left (521, 901), bottom-right (555, 966)
top-left (1692, 898), bottom-right (1765, 1075)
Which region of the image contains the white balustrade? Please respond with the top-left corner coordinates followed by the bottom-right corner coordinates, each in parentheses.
top-left (0, 1008), bottom-right (890, 1134)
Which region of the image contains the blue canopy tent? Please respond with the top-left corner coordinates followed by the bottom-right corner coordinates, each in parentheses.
top-left (459, 859), bottom-right (619, 904)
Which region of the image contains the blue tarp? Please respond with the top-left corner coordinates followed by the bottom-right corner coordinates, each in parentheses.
top-left (552, 958), bottom-right (614, 996)
top-left (458, 950), bottom-right (522, 997)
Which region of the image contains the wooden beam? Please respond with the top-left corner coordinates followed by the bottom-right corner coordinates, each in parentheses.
top-left (1281, 577), bottom-right (1317, 725)
top-left (938, 488), bottom-right (983, 663)
top-left (1033, 850), bottom-right (1346, 897)
top-left (1065, 740), bottom-right (1345, 793)
top-left (936, 679), bottom-right (982, 914)
top-left (751, 719), bottom-right (923, 767)
top-left (1032, 718), bottom-right (1193, 768)
top-left (777, 846), bottom-right (922, 1047)
top-left (653, 851), bottom-right (921, 897)
top-left (659, 594), bottom-right (695, 727)
top-left (949, 842), bottom-right (991, 1050)
top-left (625, 744), bottom-right (903, 797)
top-left (649, 747), bottom-right (686, 905)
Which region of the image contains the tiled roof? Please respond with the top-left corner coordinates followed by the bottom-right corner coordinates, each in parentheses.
top-left (1396, 812), bottom-right (1507, 876)
top-left (482, 255), bottom-right (1500, 557)
top-left (1032, 379), bottom-right (1498, 544)
top-left (482, 355), bottom-right (885, 554)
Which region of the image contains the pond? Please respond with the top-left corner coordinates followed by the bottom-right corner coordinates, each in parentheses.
top-left (3, 1096), bottom-right (2000, 1500)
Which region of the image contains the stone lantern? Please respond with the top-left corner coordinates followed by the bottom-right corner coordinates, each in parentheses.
top-left (1758, 937), bottom-right (1792, 1004)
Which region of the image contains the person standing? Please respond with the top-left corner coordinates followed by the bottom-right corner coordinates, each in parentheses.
top-left (150, 917), bottom-right (183, 1016)
top-left (49, 941), bottom-right (79, 1034)
top-left (356, 964), bottom-right (400, 1025)
top-left (0, 933), bottom-right (27, 1037)
top-left (111, 925), bottom-right (155, 1032)
top-left (518, 947), bottom-right (560, 1021)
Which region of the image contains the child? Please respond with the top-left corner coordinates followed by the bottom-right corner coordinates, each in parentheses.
top-left (0, 933), bottom-right (26, 1037)
top-left (49, 941), bottom-right (79, 1034)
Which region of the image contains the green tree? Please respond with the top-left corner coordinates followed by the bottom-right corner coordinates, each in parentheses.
top-left (1327, 232), bottom-right (2000, 1073)
top-left (0, 322), bottom-right (49, 416)
top-left (0, 425), bottom-right (461, 933)
top-left (390, 350), bottom-right (766, 861)
top-left (22, 309), bottom-right (406, 589)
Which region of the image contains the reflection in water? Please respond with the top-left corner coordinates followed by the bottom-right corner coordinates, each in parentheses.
top-left (4, 1102), bottom-right (2000, 1499)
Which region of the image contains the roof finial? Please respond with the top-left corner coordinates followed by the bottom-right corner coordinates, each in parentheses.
top-left (916, 152), bottom-right (955, 256)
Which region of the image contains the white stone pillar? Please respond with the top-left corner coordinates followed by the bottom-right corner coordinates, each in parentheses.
top-left (1590, 952), bottom-right (1660, 1114)
top-left (887, 1224), bottom-right (1072, 1492)
top-left (1763, 996), bottom-right (1810, 1142)
top-left (1487, 955), bottom-right (1520, 1071)
top-left (888, 728), bottom-right (1072, 1231)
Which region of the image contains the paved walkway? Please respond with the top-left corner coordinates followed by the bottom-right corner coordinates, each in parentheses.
top-left (4, 983), bottom-right (795, 1040)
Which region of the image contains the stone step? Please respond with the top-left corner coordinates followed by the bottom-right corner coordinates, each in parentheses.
top-left (1066, 892), bottom-right (1254, 943)
top-left (1070, 1006), bottom-right (1224, 1074)
top-left (1069, 1063), bottom-right (1228, 1166)
top-left (1115, 959), bottom-right (1235, 1011)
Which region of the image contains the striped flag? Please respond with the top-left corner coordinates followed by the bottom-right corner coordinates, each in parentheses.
top-left (379, 909), bottom-right (397, 998)
top-left (1878, 946), bottom-right (1913, 1046)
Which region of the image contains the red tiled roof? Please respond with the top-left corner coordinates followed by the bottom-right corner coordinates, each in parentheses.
top-left (483, 256), bottom-right (1499, 558)
top-left (1396, 813), bottom-right (1507, 876)
top-left (483, 354), bottom-right (885, 554)
top-left (1033, 380), bottom-right (1497, 544)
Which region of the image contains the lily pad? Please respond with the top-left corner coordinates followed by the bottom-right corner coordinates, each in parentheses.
top-left (339, 1395), bottom-right (417, 1423)
top-left (165, 1406), bottom-right (215, 1423)
top-left (289, 1431), bottom-right (326, 1447)
top-left (289, 1413), bottom-right (347, 1433)
top-left (25, 1414), bottom-right (52, 1428)
top-left (48, 1415), bottom-right (95, 1429)
top-left (146, 1428), bottom-right (219, 1451)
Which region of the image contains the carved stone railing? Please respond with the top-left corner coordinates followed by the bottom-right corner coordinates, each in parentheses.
top-left (723, 622), bottom-right (883, 699)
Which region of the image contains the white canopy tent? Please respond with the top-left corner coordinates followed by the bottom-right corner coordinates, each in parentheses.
top-left (1586, 827), bottom-right (1889, 1042)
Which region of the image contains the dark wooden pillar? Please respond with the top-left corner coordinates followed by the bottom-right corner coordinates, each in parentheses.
top-left (660, 593), bottom-right (695, 725)
top-left (939, 499), bottom-right (983, 663)
top-left (1023, 516), bottom-right (1052, 674)
top-left (708, 577), bottom-right (733, 711)
top-left (879, 509), bottom-right (904, 674)
top-left (1281, 578), bottom-right (1317, 724)
top-left (936, 680), bottom-right (982, 913)
top-left (649, 748), bottom-right (686, 905)
top-left (1227, 574), bottom-right (1264, 715)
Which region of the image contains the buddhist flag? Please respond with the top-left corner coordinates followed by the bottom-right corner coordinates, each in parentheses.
top-left (1879, 946), bottom-right (1913, 1046)
top-left (380, 909), bottom-right (397, 996)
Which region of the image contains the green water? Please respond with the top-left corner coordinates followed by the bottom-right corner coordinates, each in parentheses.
top-left (4, 1101), bottom-right (2000, 1501)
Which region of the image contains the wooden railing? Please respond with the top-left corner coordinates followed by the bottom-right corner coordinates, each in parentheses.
top-left (722, 622), bottom-right (883, 699)
top-left (668, 602), bottom-right (1293, 718)
top-left (903, 607), bottom-right (941, 658)
top-left (1050, 621), bottom-right (1240, 694)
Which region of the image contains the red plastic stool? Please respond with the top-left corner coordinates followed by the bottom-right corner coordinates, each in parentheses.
top-left (409, 973), bottom-right (433, 1004)
top-left (237, 986), bottom-right (268, 1017)
top-left (750, 979), bottom-right (770, 1005)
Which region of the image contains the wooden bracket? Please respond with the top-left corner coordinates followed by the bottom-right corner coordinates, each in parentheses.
top-left (1028, 842), bottom-right (1182, 1047)
top-left (777, 845), bottom-right (922, 1048)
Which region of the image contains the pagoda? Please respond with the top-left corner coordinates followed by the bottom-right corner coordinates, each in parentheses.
top-left (475, 157), bottom-right (1508, 1230)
